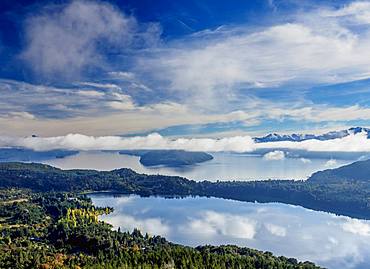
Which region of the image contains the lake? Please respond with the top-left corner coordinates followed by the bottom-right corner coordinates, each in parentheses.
top-left (43, 151), bottom-right (350, 181)
top-left (90, 194), bottom-right (370, 269)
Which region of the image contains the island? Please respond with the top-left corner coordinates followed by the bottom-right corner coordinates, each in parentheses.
top-left (0, 148), bottom-right (78, 162)
top-left (120, 150), bottom-right (214, 167)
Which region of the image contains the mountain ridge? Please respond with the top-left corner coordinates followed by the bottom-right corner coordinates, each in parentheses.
top-left (254, 127), bottom-right (370, 143)
top-left (308, 158), bottom-right (370, 183)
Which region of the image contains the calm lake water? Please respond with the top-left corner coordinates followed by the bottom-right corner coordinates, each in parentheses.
top-left (43, 151), bottom-right (350, 181)
top-left (90, 194), bottom-right (370, 269)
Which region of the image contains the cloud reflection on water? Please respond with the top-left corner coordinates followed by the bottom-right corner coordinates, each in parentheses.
top-left (92, 194), bottom-right (370, 269)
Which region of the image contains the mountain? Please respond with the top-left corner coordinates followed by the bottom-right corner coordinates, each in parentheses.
top-left (308, 158), bottom-right (370, 183)
top-left (254, 127), bottom-right (370, 143)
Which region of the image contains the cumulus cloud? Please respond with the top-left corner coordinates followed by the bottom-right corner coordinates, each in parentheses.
top-left (21, 0), bottom-right (160, 79)
top-left (342, 218), bottom-right (370, 236)
top-left (263, 150), bottom-right (285, 161)
top-left (325, 159), bottom-right (338, 167)
top-left (264, 223), bottom-right (287, 237)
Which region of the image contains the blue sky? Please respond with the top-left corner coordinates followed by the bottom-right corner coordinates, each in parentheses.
top-left (1, 0), bottom-right (370, 137)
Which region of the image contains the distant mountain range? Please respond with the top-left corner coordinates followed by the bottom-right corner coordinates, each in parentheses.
top-left (254, 127), bottom-right (370, 143)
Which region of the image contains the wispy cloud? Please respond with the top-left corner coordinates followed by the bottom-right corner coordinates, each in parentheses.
top-left (21, 0), bottom-right (160, 80)
top-left (3, 78), bottom-right (370, 136)
top-left (133, 1), bottom-right (370, 110)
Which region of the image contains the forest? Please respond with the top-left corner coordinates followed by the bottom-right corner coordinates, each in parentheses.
top-left (1, 161), bottom-right (370, 219)
top-left (0, 189), bottom-right (320, 269)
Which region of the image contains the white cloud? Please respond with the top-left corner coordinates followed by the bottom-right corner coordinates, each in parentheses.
top-left (322, 1), bottom-right (370, 24)
top-left (342, 219), bottom-right (370, 236)
top-left (325, 159), bottom-right (338, 167)
top-left (6, 112), bottom-right (36, 120)
top-left (21, 0), bottom-right (160, 79)
top-left (133, 1), bottom-right (370, 110)
top-left (7, 1), bottom-right (370, 138)
top-left (265, 223), bottom-right (287, 237)
top-left (2, 130), bottom-right (370, 153)
top-left (263, 150), bottom-right (285, 161)
top-left (108, 93), bottom-right (136, 110)
top-left (3, 78), bottom-right (370, 136)
top-left (291, 105), bottom-right (370, 123)
top-left (108, 71), bottom-right (136, 80)
top-left (76, 90), bottom-right (105, 97)
top-left (0, 133), bottom-right (256, 152)
top-left (300, 158), bottom-right (312, 164)
top-left (78, 82), bottom-right (122, 91)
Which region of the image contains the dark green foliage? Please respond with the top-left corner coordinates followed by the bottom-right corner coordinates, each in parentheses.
top-left (1, 161), bottom-right (370, 219)
top-left (198, 179), bottom-right (370, 219)
top-left (309, 158), bottom-right (370, 183)
top-left (0, 162), bottom-right (197, 196)
top-left (0, 189), bottom-right (321, 269)
top-left (0, 148), bottom-right (78, 162)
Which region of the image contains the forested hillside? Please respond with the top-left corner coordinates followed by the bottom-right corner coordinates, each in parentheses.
top-left (308, 158), bottom-right (370, 183)
top-left (0, 189), bottom-right (320, 269)
top-left (1, 161), bottom-right (370, 219)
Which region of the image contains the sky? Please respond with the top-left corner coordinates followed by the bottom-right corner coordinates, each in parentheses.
top-left (1, 0), bottom-right (370, 139)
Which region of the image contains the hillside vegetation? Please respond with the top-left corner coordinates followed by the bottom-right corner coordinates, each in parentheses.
top-left (1, 161), bottom-right (370, 219)
top-left (0, 189), bottom-right (320, 269)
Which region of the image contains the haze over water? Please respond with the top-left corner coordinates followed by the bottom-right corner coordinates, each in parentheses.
top-left (44, 151), bottom-right (350, 181)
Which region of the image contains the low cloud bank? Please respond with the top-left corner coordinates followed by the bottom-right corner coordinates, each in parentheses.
top-left (1, 131), bottom-right (370, 153)
top-left (0, 133), bottom-right (256, 152)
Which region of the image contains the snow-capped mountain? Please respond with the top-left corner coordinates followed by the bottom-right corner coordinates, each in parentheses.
top-left (254, 127), bottom-right (370, 143)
